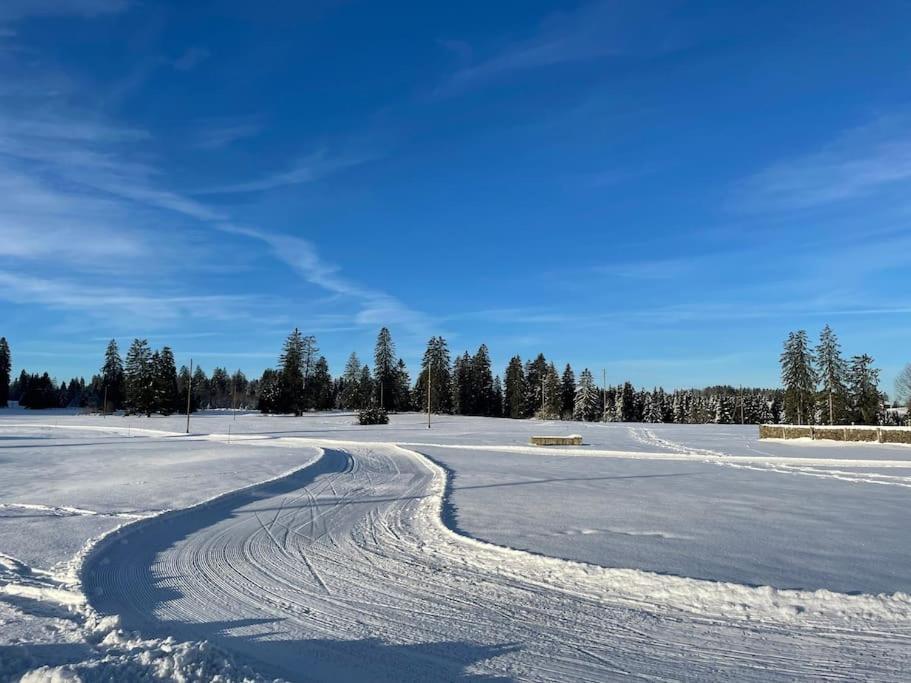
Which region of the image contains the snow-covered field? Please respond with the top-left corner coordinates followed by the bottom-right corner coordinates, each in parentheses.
top-left (1, 410), bottom-right (910, 681)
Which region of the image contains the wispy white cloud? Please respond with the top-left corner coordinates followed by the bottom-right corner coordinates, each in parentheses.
top-left (217, 224), bottom-right (432, 336)
top-left (194, 150), bottom-right (375, 194)
top-left (437, 1), bottom-right (687, 96)
top-left (0, 270), bottom-right (263, 324)
top-left (734, 116), bottom-right (911, 212)
top-left (193, 118), bottom-right (263, 150)
top-left (171, 46), bottom-right (210, 71)
top-left (0, 0), bottom-right (128, 22)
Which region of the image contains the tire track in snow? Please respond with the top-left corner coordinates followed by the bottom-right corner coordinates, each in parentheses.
top-left (82, 441), bottom-right (911, 682)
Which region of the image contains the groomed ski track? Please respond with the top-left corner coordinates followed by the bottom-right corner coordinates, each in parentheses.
top-left (80, 434), bottom-right (911, 682)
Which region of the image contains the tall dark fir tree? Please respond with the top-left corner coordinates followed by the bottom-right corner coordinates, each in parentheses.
top-left (278, 328), bottom-right (306, 415)
top-left (815, 325), bottom-right (848, 425)
top-left (780, 330), bottom-right (817, 425)
top-left (504, 356), bottom-right (526, 419)
top-left (414, 336), bottom-right (452, 414)
top-left (101, 339), bottom-right (125, 411)
top-left (373, 327), bottom-right (396, 410)
top-left (0, 337), bottom-right (10, 408)
top-left (124, 339), bottom-right (154, 416)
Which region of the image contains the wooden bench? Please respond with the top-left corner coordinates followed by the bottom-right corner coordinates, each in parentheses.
top-left (530, 435), bottom-right (583, 446)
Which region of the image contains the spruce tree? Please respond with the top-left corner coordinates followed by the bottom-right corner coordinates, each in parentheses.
top-left (153, 346), bottom-right (179, 415)
top-left (895, 364), bottom-right (911, 410)
top-left (780, 330), bottom-right (817, 425)
top-left (492, 376), bottom-right (504, 418)
top-left (470, 344), bottom-right (496, 416)
top-left (815, 325), bottom-right (848, 425)
top-left (560, 364), bottom-right (576, 419)
top-left (101, 339), bottom-right (125, 412)
top-left (278, 328), bottom-right (306, 415)
top-left (451, 351), bottom-right (473, 415)
top-left (124, 339), bottom-right (154, 416)
top-left (414, 337), bottom-right (453, 414)
top-left (373, 328), bottom-right (396, 410)
top-left (542, 362), bottom-right (561, 419)
top-left (393, 358), bottom-right (411, 412)
top-left (504, 356), bottom-right (525, 419)
top-left (358, 365), bottom-right (374, 407)
top-left (523, 354), bottom-right (548, 417)
top-left (0, 337), bottom-right (10, 408)
top-left (847, 354), bottom-right (881, 425)
top-left (310, 356), bottom-right (333, 410)
top-left (573, 368), bottom-right (599, 421)
top-left (341, 353), bottom-right (364, 409)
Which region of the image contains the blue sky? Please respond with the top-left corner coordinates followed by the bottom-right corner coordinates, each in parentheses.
top-left (1, 1), bottom-right (909, 393)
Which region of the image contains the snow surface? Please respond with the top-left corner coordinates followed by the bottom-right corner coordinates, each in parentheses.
top-left (1, 410), bottom-right (911, 681)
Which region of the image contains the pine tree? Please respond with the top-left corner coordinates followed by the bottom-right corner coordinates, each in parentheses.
top-left (192, 366), bottom-right (209, 409)
top-left (393, 358), bottom-right (411, 412)
top-left (124, 339), bottom-right (154, 416)
top-left (542, 362), bottom-right (561, 419)
top-left (100, 339), bottom-right (125, 412)
top-left (257, 369), bottom-right (282, 413)
top-left (780, 330), bottom-right (817, 425)
top-left (341, 353), bottom-right (364, 409)
top-left (895, 363), bottom-right (911, 410)
top-left (504, 356), bottom-right (525, 419)
top-left (560, 364), bottom-right (576, 419)
top-left (616, 382), bottom-right (636, 422)
top-left (278, 328), bottom-right (306, 415)
top-left (414, 337), bottom-right (453, 414)
top-left (0, 337), bottom-right (10, 408)
top-left (231, 370), bottom-right (248, 409)
top-left (310, 356), bottom-right (333, 410)
top-left (714, 394), bottom-right (734, 424)
top-left (153, 346), bottom-right (179, 415)
top-left (573, 368), bottom-right (599, 421)
top-left (470, 344), bottom-right (496, 416)
top-left (451, 351), bottom-right (472, 415)
top-left (373, 327), bottom-right (396, 410)
top-left (644, 390), bottom-right (663, 423)
top-left (358, 365), bottom-right (374, 407)
top-left (492, 376), bottom-right (504, 418)
top-left (815, 325), bottom-right (848, 425)
top-left (524, 354), bottom-right (548, 418)
top-left (847, 354), bottom-right (881, 425)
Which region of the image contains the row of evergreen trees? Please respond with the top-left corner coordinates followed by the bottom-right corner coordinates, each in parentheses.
top-left (1, 327), bottom-right (908, 425)
top-left (780, 325), bottom-right (887, 425)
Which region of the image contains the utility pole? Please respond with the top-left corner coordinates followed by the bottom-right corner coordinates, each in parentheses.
top-left (232, 378), bottom-right (237, 421)
top-left (602, 368), bottom-right (607, 415)
top-left (185, 358), bottom-right (193, 434)
top-left (103, 385), bottom-right (108, 418)
top-left (427, 357), bottom-right (433, 429)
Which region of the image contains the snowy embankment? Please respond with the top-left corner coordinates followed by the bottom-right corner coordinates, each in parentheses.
top-left (2, 412), bottom-right (911, 680)
top-left (0, 420), bottom-right (319, 682)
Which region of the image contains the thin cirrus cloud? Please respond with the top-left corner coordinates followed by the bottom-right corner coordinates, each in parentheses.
top-left (217, 224), bottom-right (432, 337)
top-left (0, 0), bottom-right (128, 22)
top-left (193, 151), bottom-right (377, 195)
top-left (733, 116), bottom-right (911, 212)
top-left (193, 119), bottom-right (263, 150)
top-left (436, 0), bottom-right (690, 96)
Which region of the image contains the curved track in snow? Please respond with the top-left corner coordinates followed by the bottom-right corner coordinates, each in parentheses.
top-left (83, 442), bottom-right (911, 681)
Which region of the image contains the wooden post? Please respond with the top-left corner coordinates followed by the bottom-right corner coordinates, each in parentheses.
top-left (185, 358), bottom-right (193, 435)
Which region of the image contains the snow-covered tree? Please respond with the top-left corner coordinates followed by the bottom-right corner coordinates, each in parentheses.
top-left (815, 325), bottom-right (848, 425)
top-left (780, 330), bottom-right (817, 424)
top-left (573, 369), bottom-right (599, 421)
top-left (847, 354), bottom-right (881, 425)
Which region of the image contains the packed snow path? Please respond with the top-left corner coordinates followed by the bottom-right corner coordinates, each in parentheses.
top-left (83, 442), bottom-right (911, 682)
